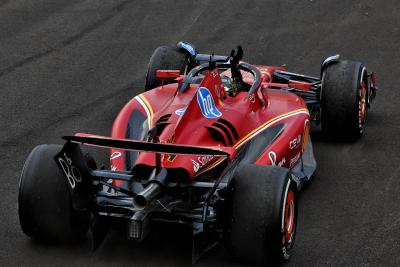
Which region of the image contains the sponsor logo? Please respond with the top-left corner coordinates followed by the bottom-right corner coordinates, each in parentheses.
top-left (198, 155), bottom-right (214, 166)
top-left (175, 107), bottom-right (187, 116)
top-left (282, 246), bottom-right (290, 260)
top-left (197, 87), bottom-right (222, 119)
top-left (268, 151), bottom-right (285, 167)
top-left (212, 70), bottom-right (218, 78)
top-left (57, 153), bottom-right (82, 189)
top-left (166, 154), bottom-right (177, 162)
top-left (289, 152), bottom-right (301, 167)
top-left (289, 134), bottom-right (302, 150)
top-left (110, 151), bottom-right (122, 160)
top-left (191, 159), bottom-right (200, 172)
top-left (191, 155), bottom-right (214, 173)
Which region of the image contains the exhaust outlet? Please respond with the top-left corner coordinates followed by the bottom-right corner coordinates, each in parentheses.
top-left (133, 168), bottom-right (168, 208)
top-left (133, 182), bottom-right (162, 208)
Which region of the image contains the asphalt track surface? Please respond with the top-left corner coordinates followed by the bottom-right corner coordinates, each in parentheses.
top-left (1, 0), bottom-right (400, 266)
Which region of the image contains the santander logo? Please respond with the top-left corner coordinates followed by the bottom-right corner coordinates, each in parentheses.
top-left (191, 159), bottom-right (200, 172)
top-left (175, 107), bottom-right (187, 116)
top-left (197, 87), bottom-right (222, 119)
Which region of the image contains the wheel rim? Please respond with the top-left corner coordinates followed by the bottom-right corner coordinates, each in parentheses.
top-left (284, 190), bottom-right (295, 244)
top-left (359, 79), bottom-right (367, 130)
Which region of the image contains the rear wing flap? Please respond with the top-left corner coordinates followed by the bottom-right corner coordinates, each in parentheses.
top-left (63, 133), bottom-right (233, 157)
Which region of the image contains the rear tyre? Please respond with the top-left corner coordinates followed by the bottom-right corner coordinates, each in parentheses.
top-left (18, 144), bottom-right (90, 242)
top-left (321, 60), bottom-right (368, 140)
top-left (225, 164), bottom-right (298, 265)
top-left (145, 46), bottom-right (188, 91)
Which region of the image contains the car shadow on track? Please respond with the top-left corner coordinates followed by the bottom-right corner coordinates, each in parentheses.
top-left (92, 223), bottom-right (196, 266)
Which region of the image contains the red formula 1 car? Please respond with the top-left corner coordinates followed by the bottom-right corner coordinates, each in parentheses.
top-left (18, 42), bottom-right (377, 265)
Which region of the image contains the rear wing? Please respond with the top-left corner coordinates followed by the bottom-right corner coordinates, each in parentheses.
top-left (55, 133), bottom-right (233, 210)
top-left (63, 133), bottom-right (232, 157)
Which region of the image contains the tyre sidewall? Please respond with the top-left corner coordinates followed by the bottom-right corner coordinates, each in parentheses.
top-left (321, 60), bottom-right (367, 140)
top-left (145, 46), bottom-right (187, 91)
top-left (18, 144), bottom-right (89, 242)
top-left (225, 165), bottom-right (298, 265)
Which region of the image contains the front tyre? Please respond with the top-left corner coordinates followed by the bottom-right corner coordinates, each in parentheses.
top-left (18, 144), bottom-right (90, 242)
top-left (225, 165), bottom-right (298, 265)
top-left (144, 46), bottom-right (188, 91)
top-left (321, 60), bottom-right (369, 140)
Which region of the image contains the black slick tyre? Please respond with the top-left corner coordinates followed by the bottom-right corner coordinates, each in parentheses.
top-left (225, 164), bottom-right (298, 265)
top-left (321, 60), bottom-right (368, 140)
top-left (144, 46), bottom-right (188, 91)
top-left (18, 144), bottom-right (90, 242)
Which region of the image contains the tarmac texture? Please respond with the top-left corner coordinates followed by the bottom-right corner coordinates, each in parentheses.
top-left (1, 0), bottom-right (400, 266)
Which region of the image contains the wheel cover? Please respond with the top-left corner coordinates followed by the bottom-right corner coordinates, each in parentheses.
top-left (284, 190), bottom-right (295, 244)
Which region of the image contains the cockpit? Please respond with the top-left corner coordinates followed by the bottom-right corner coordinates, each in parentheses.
top-left (178, 46), bottom-right (261, 98)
